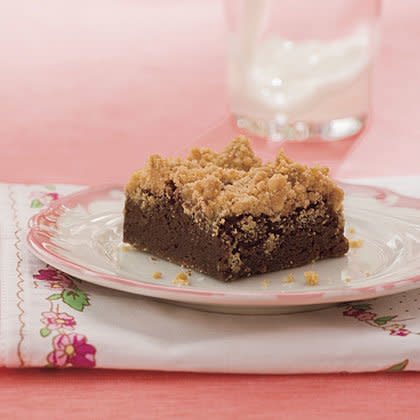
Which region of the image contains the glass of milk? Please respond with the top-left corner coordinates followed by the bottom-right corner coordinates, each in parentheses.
top-left (225, 0), bottom-right (381, 141)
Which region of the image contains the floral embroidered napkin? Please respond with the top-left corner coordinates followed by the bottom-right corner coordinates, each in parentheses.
top-left (0, 178), bottom-right (419, 373)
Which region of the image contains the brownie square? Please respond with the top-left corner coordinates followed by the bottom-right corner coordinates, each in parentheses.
top-left (123, 137), bottom-right (348, 281)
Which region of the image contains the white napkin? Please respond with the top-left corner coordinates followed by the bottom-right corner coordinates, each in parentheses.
top-left (0, 177), bottom-right (419, 373)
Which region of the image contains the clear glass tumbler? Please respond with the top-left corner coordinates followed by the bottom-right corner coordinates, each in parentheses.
top-left (225, 0), bottom-right (381, 141)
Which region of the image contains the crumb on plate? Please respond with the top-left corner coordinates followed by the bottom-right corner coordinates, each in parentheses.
top-left (152, 271), bottom-right (162, 280)
top-left (304, 271), bottom-right (319, 286)
top-left (261, 279), bottom-right (271, 289)
top-left (347, 227), bottom-right (356, 235)
top-left (349, 239), bottom-right (364, 249)
top-left (284, 273), bottom-right (295, 283)
top-left (120, 243), bottom-right (134, 252)
top-left (171, 272), bottom-right (190, 286)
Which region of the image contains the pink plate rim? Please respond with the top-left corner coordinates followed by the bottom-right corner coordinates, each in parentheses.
top-left (26, 183), bottom-right (420, 307)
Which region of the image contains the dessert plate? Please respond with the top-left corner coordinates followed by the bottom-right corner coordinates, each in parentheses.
top-left (27, 184), bottom-right (420, 314)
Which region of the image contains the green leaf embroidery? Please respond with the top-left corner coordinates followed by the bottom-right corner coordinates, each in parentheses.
top-left (350, 303), bottom-right (372, 311)
top-left (30, 199), bottom-right (43, 209)
top-left (374, 316), bottom-right (397, 326)
top-left (386, 359), bottom-right (408, 372)
top-left (40, 327), bottom-right (51, 337)
top-left (62, 289), bottom-right (90, 311)
top-left (47, 293), bottom-right (62, 301)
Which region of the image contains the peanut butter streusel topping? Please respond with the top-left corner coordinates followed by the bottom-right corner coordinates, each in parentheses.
top-left (126, 136), bottom-right (344, 225)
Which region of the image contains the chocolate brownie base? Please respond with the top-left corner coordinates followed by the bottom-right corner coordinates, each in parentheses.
top-left (123, 189), bottom-right (349, 281)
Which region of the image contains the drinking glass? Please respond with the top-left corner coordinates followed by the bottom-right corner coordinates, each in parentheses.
top-left (225, 0), bottom-right (381, 141)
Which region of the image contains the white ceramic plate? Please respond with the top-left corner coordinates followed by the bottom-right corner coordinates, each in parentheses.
top-left (27, 183), bottom-right (420, 314)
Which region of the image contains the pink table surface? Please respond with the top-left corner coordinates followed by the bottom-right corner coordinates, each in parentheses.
top-left (1, 0), bottom-right (420, 419)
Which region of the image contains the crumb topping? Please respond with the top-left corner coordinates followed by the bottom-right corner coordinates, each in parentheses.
top-left (304, 271), bottom-right (319, 286)
top-left (126, 136), bottom-right (344, 224)
top-left (349, 239), bottom-right (364, 249)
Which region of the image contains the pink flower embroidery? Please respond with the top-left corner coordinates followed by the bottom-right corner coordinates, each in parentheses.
top-left (390, 328), bottom-right (410, 337)
top-left (356, 311), bottom-right (376, 321)
top-left (33, 268), bottom-right (74, 290)
top-left (343, 308), bottom-right (362, 317)
top-left (41, 312), bottom-right (76, 331)
top-left (30, 191), bottom-right (59, 208)
top-left (48, 333), bottom-right (96, 368)
top-left (46, 192), bottom-right (59, 201)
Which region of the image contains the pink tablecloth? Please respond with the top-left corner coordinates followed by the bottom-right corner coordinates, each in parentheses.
top-left (0, 0), bottom-right (419, 418)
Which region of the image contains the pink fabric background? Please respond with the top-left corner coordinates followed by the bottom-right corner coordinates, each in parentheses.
top-left (0, 0), bottom-right (419, 418)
